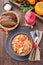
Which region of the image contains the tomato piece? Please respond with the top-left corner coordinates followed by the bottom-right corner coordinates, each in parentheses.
top-left (16, 44), bottom-right (22, 49)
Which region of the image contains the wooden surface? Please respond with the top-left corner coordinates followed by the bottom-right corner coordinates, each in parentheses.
top-left (0, 0), bottom-right (43, 65)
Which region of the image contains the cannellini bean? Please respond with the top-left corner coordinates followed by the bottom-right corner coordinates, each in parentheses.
top-left (15, 39), bottom-right (18, 42)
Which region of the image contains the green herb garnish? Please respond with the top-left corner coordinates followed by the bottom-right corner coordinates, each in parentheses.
top-left (20, 5), bottom-right (34, 13)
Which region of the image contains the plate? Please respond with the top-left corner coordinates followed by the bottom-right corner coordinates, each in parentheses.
top-left (5, 27), bottom-right (33, 61)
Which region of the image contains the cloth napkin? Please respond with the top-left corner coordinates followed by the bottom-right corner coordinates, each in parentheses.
top-left (28, 31), bottom-right (42, 61)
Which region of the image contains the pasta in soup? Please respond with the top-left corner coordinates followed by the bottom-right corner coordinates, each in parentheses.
top-left (11, 34), bottom-right (32, 55)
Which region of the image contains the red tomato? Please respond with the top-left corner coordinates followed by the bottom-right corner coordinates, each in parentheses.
top-left (2, 29), bottom-right (8, 34)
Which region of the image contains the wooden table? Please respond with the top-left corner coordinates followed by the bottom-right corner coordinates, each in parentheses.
top-left (0, 0), bottom-right (43, 65)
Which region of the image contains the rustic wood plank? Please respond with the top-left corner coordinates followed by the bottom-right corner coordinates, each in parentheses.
top-left (0, 0), bottom-right (43, 65)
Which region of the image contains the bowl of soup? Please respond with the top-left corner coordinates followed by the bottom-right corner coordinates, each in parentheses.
top-left (11, 33), bottom-right (32, 56)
